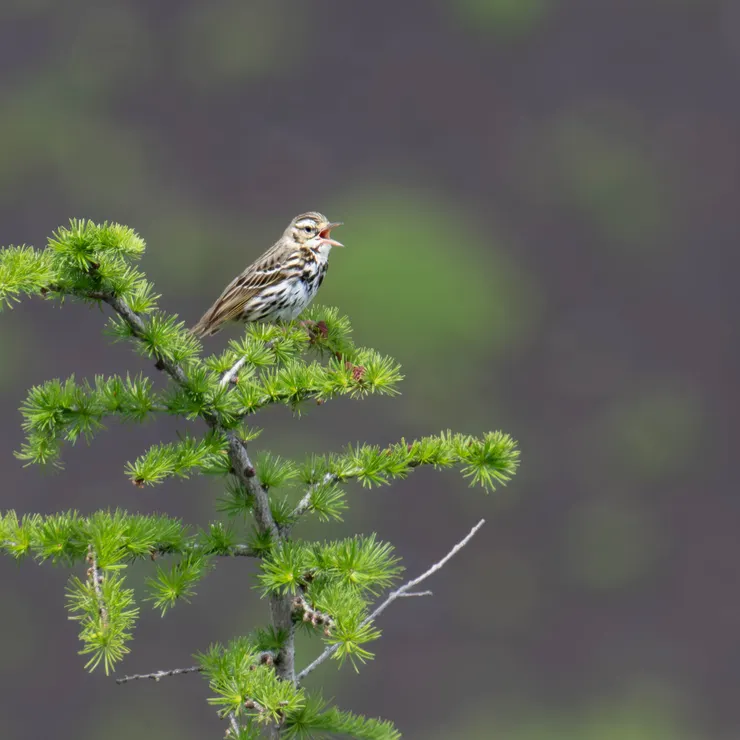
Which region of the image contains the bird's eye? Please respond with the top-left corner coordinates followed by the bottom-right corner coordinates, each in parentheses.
top-left (304, 225), bottom-right (314, 233)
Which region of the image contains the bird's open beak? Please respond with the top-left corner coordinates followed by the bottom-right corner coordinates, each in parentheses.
top-left (320, 222), bottom-right (344, 247)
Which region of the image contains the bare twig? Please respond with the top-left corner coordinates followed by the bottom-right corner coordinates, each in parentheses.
top-left (287, 472), bottom-right (338, 526)
top-left (399, 590), bottom-right (433, 598)
top-left (116, 665), bottom-right (202, 684)
top-left (220, 356), bottom-right (248, 388)
top-left (219, 339), bottom-right (276, 388)
top-left (116, 651), bottom-right (277, 688)
top-left (86, 545), bottom-right (108, 628)
top-left (296, 519), bottom-right (485, 682)
top-left (228, 712), bottom-right (241, 738)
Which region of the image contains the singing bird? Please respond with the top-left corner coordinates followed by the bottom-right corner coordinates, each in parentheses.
top-left (191, 212), bottom-right (343, 337)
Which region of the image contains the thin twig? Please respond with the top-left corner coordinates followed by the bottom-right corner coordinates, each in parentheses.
top-left (220, 356), bottom-right (247, 387)
top-left (226, 698), bottom-right (271, 738)
top-left (399, 590), bottom-right (433, 598)
top-left (86, 544), bottom-right (108, 628)
top-left (284, 472), bottom-right (338, 532)
top-left (296, 519), bottom-right (485, 682)
top-left (219, 339), bottom-right (276, 388)
top-left (116, 665), bottom-right (202, 684)
top-left (228, 712), bottom-right (241, 737)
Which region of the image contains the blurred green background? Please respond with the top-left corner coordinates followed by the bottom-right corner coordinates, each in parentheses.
top-left (0, 1), bottom-right (737, 738)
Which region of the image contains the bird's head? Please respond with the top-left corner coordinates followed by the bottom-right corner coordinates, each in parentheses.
top-left (288, 212), bottom-right (343, 257)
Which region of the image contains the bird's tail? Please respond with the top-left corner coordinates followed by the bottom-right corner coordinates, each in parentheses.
top-left (190, 311), bottom-right (220, 337)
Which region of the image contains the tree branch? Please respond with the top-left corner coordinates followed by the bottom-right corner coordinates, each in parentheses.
top-left (220, 356), bottom-right (248, 388)
top-left (86, 545), bottom-right (108, 628)
top-left (116, 665), bottom-right (201, 684)
top-left (279, 472), bottom-right (339, 537)
top-left (219, 339), bottom-right (275, 388)
top-left (226, 433), bottom-right (277, 539)
top-left (116, 651), bottom-right (276, 687)
top-left (98, 293), bottom-right (273, 538)
top-left (92, 291), bottom-right (295, 682)
top-left (398, 590), bottom-right (433, 598)
top-left (101, 294), bottom-right (191, 388)
top-left (152, 543), bottom-right (259, 559)
top-left (228, 712), bottom-right (241, 738)
top-left (296, 518), bottom-right (485, 682)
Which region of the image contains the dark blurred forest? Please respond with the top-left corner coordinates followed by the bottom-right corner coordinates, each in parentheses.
top-left (0, 1), bottom-right (738, 738)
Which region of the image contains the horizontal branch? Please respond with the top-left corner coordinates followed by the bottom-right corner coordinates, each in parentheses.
top-left (116, 665), bottom-right (201, 684)
top-left (296, 518), bottom-right (485, 682)
top-left (117, 650), bottom-right (277, 687)
top-left (0, 512), bottom-right (261, 564)
top-left (399, 590), bottom-right (433, 598)
top-left (154, 541), bottom-right (260, 559)
top-left (297, 429), bottom-right (519, 499)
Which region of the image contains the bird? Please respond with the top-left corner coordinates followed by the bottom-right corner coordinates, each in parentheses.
top-left (191, 212), bottom-right (343, 337)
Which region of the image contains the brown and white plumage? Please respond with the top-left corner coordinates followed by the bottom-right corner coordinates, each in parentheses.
top-left (191, 212), bottom-right (343, 337)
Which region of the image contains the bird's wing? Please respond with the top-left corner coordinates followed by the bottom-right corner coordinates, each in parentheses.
top-left (191, 259), bottom-right (292, 337)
